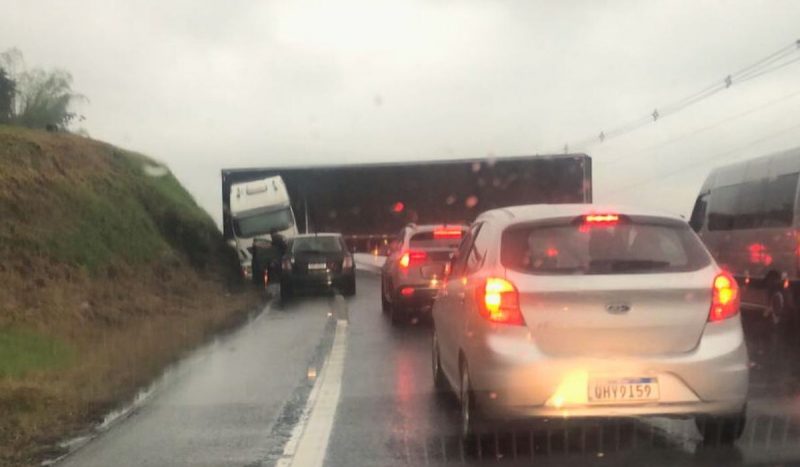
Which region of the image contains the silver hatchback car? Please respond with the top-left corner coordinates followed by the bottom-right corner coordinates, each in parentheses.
top-left (431, 205), bottom-right (749, 444)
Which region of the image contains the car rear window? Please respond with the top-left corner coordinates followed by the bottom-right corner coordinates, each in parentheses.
top-left (409, 230), bottom-right (464, 249)
top-left (501, 219), bottom-right (711, 275)
top-left (292, 236), bottom-right (343, 254)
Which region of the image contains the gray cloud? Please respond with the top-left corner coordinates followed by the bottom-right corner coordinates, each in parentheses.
top-left (2, 0), bottom-right (800, 226)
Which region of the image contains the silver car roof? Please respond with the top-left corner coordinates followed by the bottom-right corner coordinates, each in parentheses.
top-left (476, 204), bottom-right (685, 227)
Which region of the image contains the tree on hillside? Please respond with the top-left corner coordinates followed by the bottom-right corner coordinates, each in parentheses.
top-left (0, 68), bottom-right (14, 123)
top-left (0, 48), bottom-right (86, 130)
top-left (14, 68), bottom-right (86, 130)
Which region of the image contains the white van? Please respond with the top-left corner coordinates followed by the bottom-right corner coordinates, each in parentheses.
top-left (229, 176), bottom-right (298, 281)
top-left (690, 146), bottom-right (800, 321)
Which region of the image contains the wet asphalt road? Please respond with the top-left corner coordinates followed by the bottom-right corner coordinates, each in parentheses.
top-left (59, 270), bottom-right (800, 467)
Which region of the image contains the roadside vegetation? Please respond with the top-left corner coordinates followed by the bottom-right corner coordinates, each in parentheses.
top-left (0, 126), bottom-right (260, 466)
top-left (0, 48), bottom-right (85, 132)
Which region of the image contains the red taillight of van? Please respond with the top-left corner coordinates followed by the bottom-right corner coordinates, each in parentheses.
top-left (475, 277), bottom-right (525, 325)
top-left (709, 272), bottom-right (740, 322)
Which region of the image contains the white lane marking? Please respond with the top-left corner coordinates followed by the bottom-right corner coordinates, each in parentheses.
top-left (277, 319), bottom-right (348, 467)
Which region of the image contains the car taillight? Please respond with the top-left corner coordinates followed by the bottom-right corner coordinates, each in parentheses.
top-left (709, 272), bottom-right (739, 322)
top-left (476, 277), bottom-right (525, 325)
top-left (581, 213), bottom-right (620, 228)
top-left (433, 228), bottom-right (463, 239)
top-left (282, 258), bottom-right (292, 271)
top-left (399, 250), bottom-right (427, 268)
top-left (343, 256), bottom-right (354, 269)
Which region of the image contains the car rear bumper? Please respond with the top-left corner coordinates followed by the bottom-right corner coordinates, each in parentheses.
top-left (285, 272), bottom-right (354, 289)
top-left (394, 286), bottom-right (438, 311)
top-left (474, 397), bottom-right (745, 420)
top-left (466, 317), bottom-right (749, 420)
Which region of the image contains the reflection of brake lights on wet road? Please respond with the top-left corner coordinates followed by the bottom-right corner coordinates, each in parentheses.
top-left (545, 370), bottom-right (589, 409)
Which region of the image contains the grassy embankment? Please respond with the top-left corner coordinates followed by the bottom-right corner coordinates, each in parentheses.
top-left (0, 126), bottom-right (260, 466)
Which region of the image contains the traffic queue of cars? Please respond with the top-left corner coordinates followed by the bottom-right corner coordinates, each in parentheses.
top-left (270, 146), bottom-right (800, 446)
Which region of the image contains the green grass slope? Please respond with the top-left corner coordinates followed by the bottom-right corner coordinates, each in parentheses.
top-left (0, 125), bottom-right (258, 466)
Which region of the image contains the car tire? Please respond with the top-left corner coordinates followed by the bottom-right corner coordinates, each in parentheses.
top-left (280, 281), bottom-right (294, 302)
top-left (432, 331), bottom-right (448, 394)
top-left (389, 294), bottom-right (406, 325)
top-left (769, 287), bottom-right (796, 325)
top-left (342, 276), bottom-right (356, 296)
top-left (459, 360), bottom-right (480, 439)
top-left (695, 409), bottom-right (746, 446)
top-left (381, 279), bottom-right (390, 314)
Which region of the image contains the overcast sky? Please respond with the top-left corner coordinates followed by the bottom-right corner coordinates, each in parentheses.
top-left (2, 0), bottom-right (800, 226)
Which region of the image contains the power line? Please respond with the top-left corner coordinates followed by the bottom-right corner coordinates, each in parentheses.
top-left (733, 41), bottom-right (799, 80)
top-left (566, 39), bottom-right (800, 152)
top-left (603, 121), bottom-right (800, 197)
top-left (738, 55), bottom-right (800, 84)
top-left (601, 87), bottom-right (800, 167)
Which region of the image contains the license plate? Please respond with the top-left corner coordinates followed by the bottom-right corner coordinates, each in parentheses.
top-left (588, 377), bottom-right (659, 403)
top-left (308, 263), bottom-right (326, 270)
top-left (421, 264), bottom-right (445, 278)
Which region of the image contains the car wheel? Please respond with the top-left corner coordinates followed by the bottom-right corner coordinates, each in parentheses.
top-left (459, 360), bottom-right (479, 439)
top-left (769, 287), bottom-right (796, 325)
top-left (695, 409), bottom-right (746, 446)
top-left (280, 281), bottom-right (293, 302)
top-left (381, 279), bottom-right (390, 313)
top-left (432, 331), bottom-right (448, 393)
top-left (390, 301), bottom-right (404, 325)
top-left (342, 277), bottom-right (356, 296)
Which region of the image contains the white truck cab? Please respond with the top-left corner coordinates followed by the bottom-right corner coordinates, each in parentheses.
top-left (229, 176), bottom-right (298, 279)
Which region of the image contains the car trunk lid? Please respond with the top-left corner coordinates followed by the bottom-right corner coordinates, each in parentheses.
top-left (508, 268), bottom-right (715, 356)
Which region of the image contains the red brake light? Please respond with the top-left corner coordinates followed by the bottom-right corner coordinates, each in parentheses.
top-left (399, 250), bottom-right (427, 268)
top-left (476, 277), bottom-right (525, 325)
top-left (709, 272), bottom-right (739, 322)
top-left (584, 214), bottom-right (620, 225)
top-left (433, 228), bottom-right (463, 240)
top-left (400, 287), bottom-right (415, 297)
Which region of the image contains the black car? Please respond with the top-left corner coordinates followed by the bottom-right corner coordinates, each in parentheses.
top-left (280, 233), bottom-right (356, 300)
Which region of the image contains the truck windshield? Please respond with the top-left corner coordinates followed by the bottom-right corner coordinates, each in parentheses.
top-left (233, 208), bottom-right (294, 237)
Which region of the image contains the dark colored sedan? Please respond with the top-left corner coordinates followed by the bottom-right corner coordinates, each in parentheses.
top-left (279, 233), bottom-right (356, 300)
